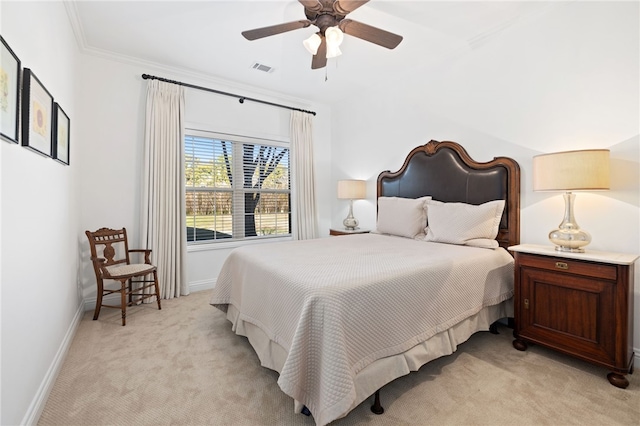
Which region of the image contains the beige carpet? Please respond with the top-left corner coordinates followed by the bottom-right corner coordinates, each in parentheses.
top-left (38, 290), bottom-right (640, 425)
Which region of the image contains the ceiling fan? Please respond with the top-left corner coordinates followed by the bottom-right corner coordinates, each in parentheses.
top-left (242, 0), bottom-right (403, 70)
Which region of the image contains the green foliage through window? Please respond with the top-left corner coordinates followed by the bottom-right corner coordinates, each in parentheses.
top-left (185, 134), bottom-right (291, 243)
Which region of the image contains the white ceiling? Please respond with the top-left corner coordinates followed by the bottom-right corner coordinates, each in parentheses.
top-left (69, 1), bottom-right (554, 104)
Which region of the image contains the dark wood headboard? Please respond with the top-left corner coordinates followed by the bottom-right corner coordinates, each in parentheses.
top-left (377, 140), bottom-right (521, 249)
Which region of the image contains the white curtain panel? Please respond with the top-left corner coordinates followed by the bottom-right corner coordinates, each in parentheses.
top-left (141, 80), bottom-right (188, 299)
top-left (290, 111), bottom-right (318, 240)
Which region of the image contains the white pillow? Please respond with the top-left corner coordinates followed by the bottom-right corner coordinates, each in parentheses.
top-left (424, 199), bottom-right (505, 247)
top-left (376, 196), bottom-right (431, 239)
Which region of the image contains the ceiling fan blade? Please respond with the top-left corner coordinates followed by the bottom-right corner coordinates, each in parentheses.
top-left (339, 19), bottom-right (403, 49)
top-left (242, 20), bottom-right (311, 41)
top-left (298, 0), bottom-right (323, 13)
top-left (333, 0), bottom-right (370, 15)
top-left (311, 37), bottom-right (327, 69)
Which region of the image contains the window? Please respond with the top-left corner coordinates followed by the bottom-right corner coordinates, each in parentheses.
top-left (185, 131), bottom-right (291, 243)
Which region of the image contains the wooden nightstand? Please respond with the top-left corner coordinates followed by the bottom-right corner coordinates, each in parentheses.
top-left (508, 244), bottom-right (638, 388)
top-left (329, 228), bottom-right (370, 236)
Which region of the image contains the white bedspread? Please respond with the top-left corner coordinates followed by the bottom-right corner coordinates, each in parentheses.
top-left (210, 233), bottom-right (514, 425)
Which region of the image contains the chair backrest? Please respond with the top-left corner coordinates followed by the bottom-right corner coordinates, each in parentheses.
top-left (85, 228), bottom-right (132, 271)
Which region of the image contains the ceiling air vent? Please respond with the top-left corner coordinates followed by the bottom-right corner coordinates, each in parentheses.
top-left (251, 62), bottom-right (274, 73)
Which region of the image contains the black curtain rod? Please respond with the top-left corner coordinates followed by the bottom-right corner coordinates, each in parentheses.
top-left (141, 74), bottom-right (316, 116)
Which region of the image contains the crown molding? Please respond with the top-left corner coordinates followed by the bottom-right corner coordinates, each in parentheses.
top-left (62, 0), bottom-right (323, 112)
top-left (63, 1), bottom-right (88, 51)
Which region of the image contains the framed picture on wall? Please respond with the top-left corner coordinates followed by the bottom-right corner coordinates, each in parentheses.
top-left (1, 35), bottom-right (21, 144)
top-left (21, 68), bottom-right (54, 157)
top-left (52, 103), bottom-right (70, 165)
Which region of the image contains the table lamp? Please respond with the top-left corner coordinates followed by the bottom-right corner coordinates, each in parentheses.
top-left (337, 179), bottom-right (366, 230)
top-left (533, 149), bottom-right (610, 252)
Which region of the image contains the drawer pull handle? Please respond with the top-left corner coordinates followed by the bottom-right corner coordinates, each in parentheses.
top-left (555, 262), bottom-right (568, 270)
top-left (524, 299), bottom-right (529, 309)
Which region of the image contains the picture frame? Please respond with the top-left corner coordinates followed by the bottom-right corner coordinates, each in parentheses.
top-left (1, 35), bottom-right (21, 144)
top-left (21, 68), bottom-right (53, 157)
top-left (53, 103), bottom-right (70, 165)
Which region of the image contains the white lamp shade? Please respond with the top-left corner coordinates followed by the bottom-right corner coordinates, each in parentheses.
top-left (337, 180), bottom-right (366, 199)
top-left (325, 26), bottom-right (344, 46)
top-left (325, 26), bottom-right (344, 58)
top-left (533, 149), bottom-right (610, 191)
top-left (326, 44), bottom-right (342, 58)
top-left (303, 33), bottom-right (322, 55)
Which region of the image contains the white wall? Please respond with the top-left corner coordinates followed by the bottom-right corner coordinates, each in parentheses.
top-left (1, 2), bottom-right (82, 425)
top-left (330, 1), bottom-right (640, 353)
top-left (2, 2), bottom-right (332, 424)
top-left (75, 54), bottom-right (333, 303)
top-left (2, 1), bottom-right (638, 424)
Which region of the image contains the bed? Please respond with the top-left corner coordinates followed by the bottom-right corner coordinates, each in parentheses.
top-left (210, 140), bottom-right (521, 425)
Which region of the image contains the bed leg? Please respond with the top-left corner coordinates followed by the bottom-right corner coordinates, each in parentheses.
top-left (371, 390), bottom-right (384, 415)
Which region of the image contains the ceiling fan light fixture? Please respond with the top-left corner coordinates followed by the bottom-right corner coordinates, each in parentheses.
top-left (324, 26), bottom-right (344, 59)
top-left (326, 44), bottom-right (342, 59)
top-left (325, 26), bottom-right (344, 47)
top-left (303, 33), bottom-right (322, 55)
top-left (241, 0), bottom-right (403, 70)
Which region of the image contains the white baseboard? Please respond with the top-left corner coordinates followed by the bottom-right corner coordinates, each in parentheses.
top-left (82, 280), bottom-right (216, 312)
top-left (83, 293), bottom-right (122, 313)
top-left (188, 278), bottom-right (216, 293)
top-left (23, 302), bottom-right (85, 425)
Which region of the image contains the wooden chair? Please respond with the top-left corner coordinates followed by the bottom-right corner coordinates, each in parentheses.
top-left (85, 227), bottom-right (161, 326)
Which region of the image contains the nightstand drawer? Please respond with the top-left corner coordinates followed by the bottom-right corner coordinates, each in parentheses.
top-left (516, 252), bottom-right (617, 281)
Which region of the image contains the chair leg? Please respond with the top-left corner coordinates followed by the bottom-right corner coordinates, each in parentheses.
top-left (93, 279), bottom-right (104, 320)
top-left (120, 280), bottom-right (127, 326)
top-left (128, 278), bottom-right (134, 305)
top-left (153, 270), bottom-right (162, 310)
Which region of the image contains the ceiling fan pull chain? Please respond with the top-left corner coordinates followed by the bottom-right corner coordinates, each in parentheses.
top-left (325, 67), bottom-right (328, 82)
